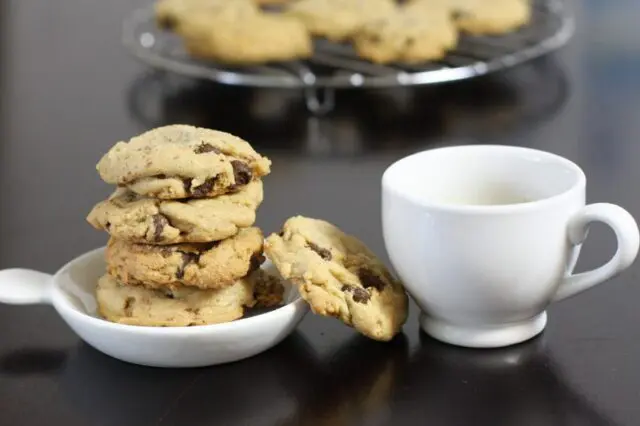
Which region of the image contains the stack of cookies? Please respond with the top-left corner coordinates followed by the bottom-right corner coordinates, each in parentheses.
top-left (87, 125), bottom-right (284, 327)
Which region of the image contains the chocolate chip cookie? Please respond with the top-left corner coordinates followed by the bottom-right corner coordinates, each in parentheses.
top-left (155, 0), bottom-right (258, 30)
top-left (87, 180), bottom-right (263, 245)
top-left (97, 125), bottom-right (271, 199)
top-left (353, 2), bottom-right (457, 64)
top-left (106, 227), bottom-right (265, 290)
top-left (179, 11), bottom-right (313, 65)
top-left (264, 216), bottom-right (408, 341)
top-left (286, 0), bottom-right (396, 42)
top-left (445, 0), bottom-right (531, 35)
top-left (96, 268), bottom-right (284, 327)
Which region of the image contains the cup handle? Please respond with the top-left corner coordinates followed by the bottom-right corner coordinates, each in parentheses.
top-left (553, 203), bottom-right (639, 302)
top-left (0, 269), bottom-right (53, 305)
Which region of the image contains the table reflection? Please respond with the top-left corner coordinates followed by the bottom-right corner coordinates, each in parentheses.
top-left (389, 334), bottom-right (615, 426)
top-left (126, 57), bottom-right (568, 157)
top-left (59, 332), bottom-right (319, 426)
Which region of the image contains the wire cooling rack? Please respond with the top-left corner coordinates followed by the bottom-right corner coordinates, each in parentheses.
top-left (122, 0), bottom-right (574, 113)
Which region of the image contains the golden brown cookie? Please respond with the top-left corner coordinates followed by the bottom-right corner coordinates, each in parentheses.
top-left (444, 0), bottom-right (531, 35)
top-left (96, 125), bottom-right (271, 199)
top-left (264, 216), bottom-right (408, 341)
top-left (106, 227), bottom-right (265, 290)
top-left (180, 12), bottom-right (313, 65)
top-left (96, 268), bottom-right (284, 327)
top-left (286, 0), bottom-right (396, 42)
top-left (155, 0), bottom-right (258, 30)
top-left (87, 181), bottom-right (263, 245)
top-left (353, 3), bottom-right (457, 64)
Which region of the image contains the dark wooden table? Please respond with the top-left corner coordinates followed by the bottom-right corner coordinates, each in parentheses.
top-left (1, 1), bottom-right (639, 425)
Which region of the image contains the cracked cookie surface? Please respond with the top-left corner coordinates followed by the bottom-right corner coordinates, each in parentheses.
top-left (264, 216), bottom-right (407, 341)
top-left (97, 125), bottom-right (271, 199)
top-left (106, 227), bottom-right (265, 289)
top-left (87, 180), bottom-right (263, 245)
top-left (96, 268), bottom-right (284, 326)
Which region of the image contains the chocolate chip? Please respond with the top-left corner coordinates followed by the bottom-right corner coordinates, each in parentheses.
top-left (452, 10), bottom-right (471, 20)
top-left (307, 242), bottom-right (331, 260)
top-left (122, 192), bottom-right (139, 202)
top-left (154, 174), bottom-right (167, 179)
top-left (177, 252), bottom-right (200, 279)
top-left (358, 268), bottom-right (386, 291)
top-left (278, 230), bottom-right (285, 237)
top-left (249, 253), bottom-right (266, 272)
top-left (182, 178), bottom-right (191, 192)
top-left (105, 222), bottom-right (111, 230)
top-left (191, 177), bottom-right (217, 197)
top-left (158, 15), bottom-right (177, 30)
top-left (231, 160), bottom-right (252, 186)
top-left (205, 240), bottom-right (220, 250)
top-left (341, 284), bottom-right (370, 304)
top-left (124, 297), bottom-right (135, 316)
top-left (352, 287), bottom-right (371, 303)
top-left (194, 143), bottom-right (223, 155)
top-left (152, 214), bottom-right (169, 242)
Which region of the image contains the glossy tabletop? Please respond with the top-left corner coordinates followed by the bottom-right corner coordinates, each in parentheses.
top-left (1, 0), bottom-right (639, 425)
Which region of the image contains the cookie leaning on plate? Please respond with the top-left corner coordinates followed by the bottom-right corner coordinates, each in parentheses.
top-left (97, 269), bottom-right (284, 327)
top-left (106, 227), bottom-right (265, 290)
top-left (97, 125), bottom-right (271, 199)
top-left (264, 216), bottom-right (408, 341)
top-left (87, 180), bottom-right (263, 245)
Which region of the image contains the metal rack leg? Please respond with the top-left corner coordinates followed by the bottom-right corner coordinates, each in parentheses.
top-left (304, 87), bottom-right (335, 115)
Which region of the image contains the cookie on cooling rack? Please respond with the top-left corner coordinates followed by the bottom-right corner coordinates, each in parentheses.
top-left (353, 3), bottom-right (458, 64)
top-left (154, 0), bottom-right (258, 30)
top-left (447, 0), bottom-right (531, 35)
top-left (286, 0), bottom-right (396, 42)
top-left (178, 11), bottom-right (313, 64)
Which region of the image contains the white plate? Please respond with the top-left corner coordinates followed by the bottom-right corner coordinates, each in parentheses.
top-left (0, 247), bottom-right (309, 368)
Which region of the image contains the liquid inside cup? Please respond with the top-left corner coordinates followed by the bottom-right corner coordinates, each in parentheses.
top-left (426, 183), bottom-right (534, 206)
top-left (384, 146), bottom-right (584, 208)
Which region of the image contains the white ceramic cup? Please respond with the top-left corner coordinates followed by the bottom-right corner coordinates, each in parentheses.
top-left (382, 145), bottom-right (640, 348)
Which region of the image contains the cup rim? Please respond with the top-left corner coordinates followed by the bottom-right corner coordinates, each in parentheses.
top-left (51, 247), bottom-right (309, 336)
top-left (382, 145), bottom-right (586, 214)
